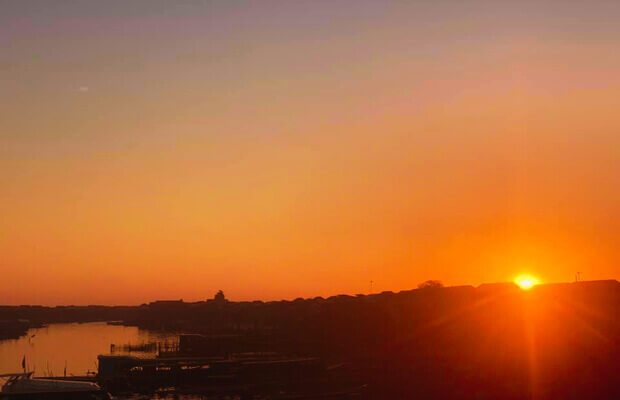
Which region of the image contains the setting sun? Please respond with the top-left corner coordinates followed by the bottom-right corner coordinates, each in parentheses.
top-left (515, 275), bottom-right (540, 290)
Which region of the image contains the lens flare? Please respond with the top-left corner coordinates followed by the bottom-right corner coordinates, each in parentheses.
top-left (515, 275), bottom-right (539, 290)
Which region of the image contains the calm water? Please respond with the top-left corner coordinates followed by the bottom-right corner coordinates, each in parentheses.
top-left (0, 322), bottom-right (176, 376)
top-left (1, 323), bottom-right (246, 398)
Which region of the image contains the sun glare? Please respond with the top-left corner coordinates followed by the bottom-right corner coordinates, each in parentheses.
top-left (515, 275), bottom-right (539, 290)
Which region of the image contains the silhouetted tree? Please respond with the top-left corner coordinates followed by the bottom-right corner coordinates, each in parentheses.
top-left (417, 280), bottom-right (444, 289)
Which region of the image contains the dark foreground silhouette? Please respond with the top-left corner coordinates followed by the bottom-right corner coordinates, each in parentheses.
top-left (1, 280), bottom-right (619, 399)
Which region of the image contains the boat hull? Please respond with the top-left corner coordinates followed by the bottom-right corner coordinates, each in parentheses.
top-left (1, 390), bottom-right (111, 400)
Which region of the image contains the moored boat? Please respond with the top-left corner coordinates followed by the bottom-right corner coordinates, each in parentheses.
top-left (0, 372), bottom-right (111, 400)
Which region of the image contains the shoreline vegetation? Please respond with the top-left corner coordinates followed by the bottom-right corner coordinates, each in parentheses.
top-left (1, 280), bottom-right (618, 339)
top-left (0, 320), bottom-right (43, 341)
top-left (1, 280), bottom-right (617, 332)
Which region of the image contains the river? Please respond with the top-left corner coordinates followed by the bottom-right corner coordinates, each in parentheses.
top-left (0, 322), bottom-right (175, 376)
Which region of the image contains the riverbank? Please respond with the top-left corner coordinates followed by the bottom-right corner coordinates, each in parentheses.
top-left (0, 320), bottom-right (42, 341)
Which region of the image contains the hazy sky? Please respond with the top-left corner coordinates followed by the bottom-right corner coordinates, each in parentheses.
top-left (1, 1), bottom-right (618, 305)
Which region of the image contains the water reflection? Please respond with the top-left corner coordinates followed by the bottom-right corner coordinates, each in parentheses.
top-left (0, 322), bottom-right (176, 376)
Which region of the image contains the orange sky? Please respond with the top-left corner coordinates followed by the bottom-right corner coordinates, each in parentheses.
top-left (1, 1), bottom-right (618, 305)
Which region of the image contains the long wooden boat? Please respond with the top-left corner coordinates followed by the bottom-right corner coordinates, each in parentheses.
top-left (0, 372), bottom-right (111, 400)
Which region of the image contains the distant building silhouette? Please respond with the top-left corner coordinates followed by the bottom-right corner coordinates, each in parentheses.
top-left (211, 290), bottom-right (227, 305)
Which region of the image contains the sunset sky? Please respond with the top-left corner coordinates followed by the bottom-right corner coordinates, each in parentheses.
top-left (1, 1), bottom-right (618, 305)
